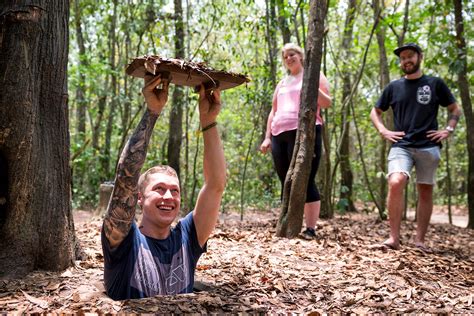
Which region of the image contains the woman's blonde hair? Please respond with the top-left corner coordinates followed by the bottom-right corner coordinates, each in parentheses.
top-left (281, 43), bottom-right (304, 70)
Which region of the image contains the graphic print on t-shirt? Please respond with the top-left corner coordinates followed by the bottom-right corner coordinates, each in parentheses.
top-left (129, 242), bottom-right (190, 296)
top-left (417, 85), bottom-right (431, 105)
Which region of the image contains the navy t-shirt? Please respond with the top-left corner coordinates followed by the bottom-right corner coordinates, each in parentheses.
top-left (101, 212), bottom-right (206, 300)
top-left (375, 75), bottom-right (456, 148)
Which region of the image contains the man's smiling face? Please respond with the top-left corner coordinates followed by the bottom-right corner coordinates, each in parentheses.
top-left (139, 172), bottom-right (181, 230)
top-left (399, 49), bottom-right (422, 75)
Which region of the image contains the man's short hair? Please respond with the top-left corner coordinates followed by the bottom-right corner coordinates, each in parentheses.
top-left (138, 165), bottom-right (179, 193)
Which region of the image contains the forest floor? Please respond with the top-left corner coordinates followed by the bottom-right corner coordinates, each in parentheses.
top-left (0, 206), bottom-right (472, 314)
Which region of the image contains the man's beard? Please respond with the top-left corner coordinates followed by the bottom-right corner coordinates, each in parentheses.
top-left (401, 57), bottom-right (421, 75)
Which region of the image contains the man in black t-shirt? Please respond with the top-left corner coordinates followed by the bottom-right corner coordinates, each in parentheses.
top-left (370, 43), bottom-right (462, 252)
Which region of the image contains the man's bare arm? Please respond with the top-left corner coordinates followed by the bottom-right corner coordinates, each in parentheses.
top-left (427, 102), bottom-right (462, 142)
top-left (193, 87), bottom-right (226, 248)
top-left (446, 102), bottom-right (462, 129)
top-left (370, 107), bottom-right (405, 143)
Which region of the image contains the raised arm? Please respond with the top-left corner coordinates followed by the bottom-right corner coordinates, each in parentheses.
top-left (103, 75), bottom-right (169, 248)
top-left (193, 86), bottom-right (226, 247)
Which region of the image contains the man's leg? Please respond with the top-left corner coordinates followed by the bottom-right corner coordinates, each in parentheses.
top-left (385, 172), bottom-right (408, 249)
top-left (412, 146), bottom-right (440, 251)
top-left (415, 183), bottom-right (433, 247)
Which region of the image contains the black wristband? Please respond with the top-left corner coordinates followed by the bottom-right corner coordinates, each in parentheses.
top-left (201, 122), bottom-right (217, 132)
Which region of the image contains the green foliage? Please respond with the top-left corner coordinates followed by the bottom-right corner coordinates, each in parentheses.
top-left (69, 0), bottom-right (471, 214)
top-left (336, 198), bottom-right (349, 214)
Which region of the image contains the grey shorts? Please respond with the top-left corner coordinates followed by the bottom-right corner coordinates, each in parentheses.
top-left (387, 146), bottom-right (441, 185)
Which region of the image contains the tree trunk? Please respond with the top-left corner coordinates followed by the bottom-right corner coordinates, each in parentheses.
top-left (319, 38), bottom-right (333, 219)
top-left (293, 1), bottom-right (301, 46)
top-left (103, 0), bottom-right (118, 180)
top-left (74, 0), bottom-right (87, 141)
top-left (263, 0), bottom-right (278, 139)
top-left (300, 2), bottom-right (306, 47)
top-left (276, 0), bottom-right (327, 237)
top-left (372, 0), bottom-right (391, 219)
top-left (168, 0), bottom-right (185, 179)
top-left (399, 0), bottom-right (409, 46)
top-left (115, 31), bottom-right (134, 170)
top-left (338, 0), bottom-right (357, 213)
top-left (0, 1), bottom-right (75, 277)
top-left (445, 141), bottom-right (453, 224)
top-left (276, 0), bottom-right (291, 43)
top-left (319, 124), bottom-right (333, 218)
top-left (122, 32), bottom-right (132, 144)
top-left (259, 0), bottom-right (279, 198)
top-left (91, 94), bottom-right (107, 150)
top-left (453, 0), bottom-right (474, 229)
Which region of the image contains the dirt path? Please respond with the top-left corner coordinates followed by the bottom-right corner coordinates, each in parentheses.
top-left (409, 203), bottom-right (468, 227)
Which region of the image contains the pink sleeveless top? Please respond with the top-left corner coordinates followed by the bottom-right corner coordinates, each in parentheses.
top-left (271, 71), bottom-right (330, 136)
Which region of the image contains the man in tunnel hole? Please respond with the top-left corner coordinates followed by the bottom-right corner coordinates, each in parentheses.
top-left (101, 74), bottom-right (226, 300)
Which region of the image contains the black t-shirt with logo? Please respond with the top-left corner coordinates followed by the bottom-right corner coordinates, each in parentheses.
top-left (375, 75), bottom-right (456, 148)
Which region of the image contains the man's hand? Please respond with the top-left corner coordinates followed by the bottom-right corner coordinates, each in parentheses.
top-left (142, 74), bottom-right (170, 115)
top-left (426, 129), bottom-right (450, 143)
top-left (198, 85), bottom-right (221, 127)
top-left (260, 138), bottom-right (271, 154)
top-left (370, 107), bottom-right (404, 143)
top-left (379, 128), bottom-right (405, 143)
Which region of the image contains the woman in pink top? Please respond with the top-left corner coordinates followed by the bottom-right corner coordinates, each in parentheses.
top-left (260, 43), bottom-right (332, 239)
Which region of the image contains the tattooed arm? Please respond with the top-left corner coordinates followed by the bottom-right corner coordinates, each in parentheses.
top-left (427, 102), bottom-right (462, 142)
top-left (103, 75), bottom-right (169, 248)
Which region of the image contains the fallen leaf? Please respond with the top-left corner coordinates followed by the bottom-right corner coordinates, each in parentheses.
top-left (21, 291), bottom-right (49, 309)
top-left (72, 292), bottom-right (80, 302)
top-left (395, 260), bottom-right (405, 270)
top-left (60, 270), bottom-right (74, 278)
top-left (274, 281), bottom-right (285, 293)
top-left (45, 282), bottom-right (61, 291)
